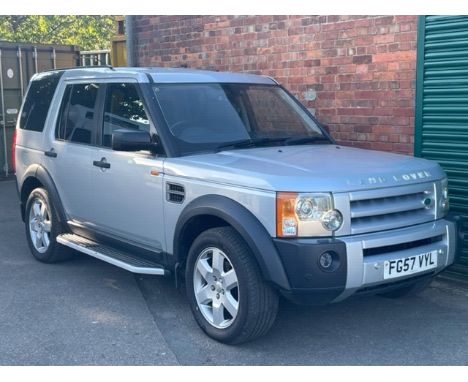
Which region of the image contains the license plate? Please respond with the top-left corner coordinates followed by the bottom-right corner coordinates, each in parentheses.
top-left (383, 250), bottom-right (438, 280)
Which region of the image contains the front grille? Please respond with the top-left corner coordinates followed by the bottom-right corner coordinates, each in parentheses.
top-left (349, 182), bottom-right (436, 235)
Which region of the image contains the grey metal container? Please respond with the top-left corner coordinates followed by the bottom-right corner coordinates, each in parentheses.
top-left (0, 42), bottom-right (79, 176)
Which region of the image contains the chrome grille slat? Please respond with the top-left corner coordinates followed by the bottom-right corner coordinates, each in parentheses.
top-left (349, 182), bottom-right (434, 201)
top-left (351, 210), bottom-right (434, 235)
top-left (349, 182), bottom-right (436, 235)
top-left (350, 193), bottom-right (427, 218)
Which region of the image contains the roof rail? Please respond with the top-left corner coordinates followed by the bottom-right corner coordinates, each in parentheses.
top-left (43, 64), bottom-right (115, 73)
top-left (263, 75), bottom-right (279, 85)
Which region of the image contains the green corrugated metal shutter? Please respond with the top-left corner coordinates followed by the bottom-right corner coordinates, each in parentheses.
top-left (415, 15), bottom-right (468, 280)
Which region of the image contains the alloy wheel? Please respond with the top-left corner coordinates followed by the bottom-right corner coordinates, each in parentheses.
top-left (28, 198), bottom-right (52, 253)
top-left (193, 247), bottom-right (240, 329)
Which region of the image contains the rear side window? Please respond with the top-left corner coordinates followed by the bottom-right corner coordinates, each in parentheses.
top-left (20, 71), bottom-right (63, 132)
top-left (55, 83), bottom-right (100, 145)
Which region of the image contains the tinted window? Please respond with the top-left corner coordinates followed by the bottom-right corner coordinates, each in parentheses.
top-left (102, 83), bottom-right (150, 148)
top-left (55, 86), bottom-right (71, 140)
top-left (154, 84), bottom-right (248, 144)
top-left (55, 83), bottom-right (100, 145)
top-left (153, 84), bottom-right (325, 154)
top-left (20, 71), bottom-right (63, 132)
top-left (247, 87), bottom-right (311, 135)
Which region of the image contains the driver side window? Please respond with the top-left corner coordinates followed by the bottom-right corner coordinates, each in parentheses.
top-left (102, 83), bottom-right (150, 148)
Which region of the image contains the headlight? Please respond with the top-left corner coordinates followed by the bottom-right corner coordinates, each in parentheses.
top-left (321, 209), bottom-right (344, 231)
top-left (439, 178), bottom-right (449, 216)
top-left (276, 192), bottom-right (343, 237)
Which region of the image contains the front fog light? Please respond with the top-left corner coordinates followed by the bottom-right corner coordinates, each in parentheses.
top-left (319, 252), bottom-right (333, 269)
top-left (318, 251), bottom-right (340, 272)
top-left (321, 209), bottom-right (343, 231)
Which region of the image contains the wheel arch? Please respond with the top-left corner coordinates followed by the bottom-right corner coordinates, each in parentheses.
top-left (19, 164), bottom-right (68, 227)
top-left (174, 194), bottom-right (290, 290)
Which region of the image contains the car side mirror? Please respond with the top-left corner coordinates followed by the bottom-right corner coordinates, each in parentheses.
top-left (112, 129), bottom-right (162, 154)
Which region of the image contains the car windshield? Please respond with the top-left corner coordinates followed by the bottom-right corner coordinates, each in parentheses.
top-left (152, 83), bottom-right (330, 155)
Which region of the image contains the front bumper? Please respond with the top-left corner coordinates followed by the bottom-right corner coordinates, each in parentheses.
top-left (273, 215), bottom-right (462, 305)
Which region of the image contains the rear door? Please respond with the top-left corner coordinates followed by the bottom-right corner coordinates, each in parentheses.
top-left (46, 81), bottom-right (103, 222)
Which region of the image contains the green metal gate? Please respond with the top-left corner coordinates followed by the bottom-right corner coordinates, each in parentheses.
top-left (0, 42), bottom-right (79, 177)
top-left (415, 15), bottom-right (468, 280)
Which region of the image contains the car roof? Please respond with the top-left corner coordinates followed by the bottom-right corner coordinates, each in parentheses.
top-left (56, 66), bottom-right (278, 85)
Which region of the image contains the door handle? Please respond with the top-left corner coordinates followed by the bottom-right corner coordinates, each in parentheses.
top-left (93, 158), bottom-right (111, 169)
top-left (44, 149), bottom-right (57, 158)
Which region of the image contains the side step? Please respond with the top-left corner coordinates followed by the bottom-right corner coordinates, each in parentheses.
top-left (57, 233), bottom-right (166, 275)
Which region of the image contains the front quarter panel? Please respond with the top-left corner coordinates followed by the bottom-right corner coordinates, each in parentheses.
top-left (163, 173), bottom-right (277, 255)
top-left (162, 159), bottom-right (291, 288)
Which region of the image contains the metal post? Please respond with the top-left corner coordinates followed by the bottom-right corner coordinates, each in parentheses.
top-left (33, 46), bottom-right (38, 73)
top-left (0, 50), bottom-right (9, 177)
top-left (17, 46), bottom-right (24, 99)
top-left (51, 48), bottom-right (56, 69)
top-left (125, 16), bottom-right (135, 66)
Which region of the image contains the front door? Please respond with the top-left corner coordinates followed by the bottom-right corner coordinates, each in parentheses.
top-left (87, 82), bottom-right (166, 252)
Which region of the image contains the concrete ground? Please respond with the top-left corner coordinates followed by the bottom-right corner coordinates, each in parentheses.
top-left (1, 179), bottom-right (468, 365)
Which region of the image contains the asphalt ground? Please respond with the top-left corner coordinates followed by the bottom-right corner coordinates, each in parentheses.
top-left (1, 179), bottom-right (468, 365)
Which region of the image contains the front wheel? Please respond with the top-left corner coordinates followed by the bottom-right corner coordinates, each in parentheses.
top-left (185, 227), bottom-right (279, 344)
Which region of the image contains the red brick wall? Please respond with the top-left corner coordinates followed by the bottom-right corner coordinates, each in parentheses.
top-left (133, 15), bottom-right (418, 155)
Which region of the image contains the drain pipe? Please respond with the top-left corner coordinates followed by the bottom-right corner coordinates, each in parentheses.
top-left (125, 16), bottom-right (135, 67)
top-left (0, 50), bottom-right (8, 177)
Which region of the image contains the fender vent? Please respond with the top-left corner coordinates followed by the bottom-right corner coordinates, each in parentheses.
top-left (166, 183), bottom-right (185, 203)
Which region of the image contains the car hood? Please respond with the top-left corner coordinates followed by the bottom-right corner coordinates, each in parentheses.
top-left (163, 144), bottom-right (446, 193)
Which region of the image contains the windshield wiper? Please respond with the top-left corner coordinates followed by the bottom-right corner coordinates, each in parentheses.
top-left (284, 135), bottom-right (330, 146)
top-left (215, 135), bottom-right (330, 152)
top-left (215, 137), bottom-right (287, 152)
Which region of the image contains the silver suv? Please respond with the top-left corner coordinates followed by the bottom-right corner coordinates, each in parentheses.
top-left (15, 67), bottom-right (462, 344)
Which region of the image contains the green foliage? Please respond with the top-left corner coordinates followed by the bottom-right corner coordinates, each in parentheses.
top-left (0, 16), bottom-right (116, 50)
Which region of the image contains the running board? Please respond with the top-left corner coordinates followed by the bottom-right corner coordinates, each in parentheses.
top-left (57, 233), bottom-right (166, 275)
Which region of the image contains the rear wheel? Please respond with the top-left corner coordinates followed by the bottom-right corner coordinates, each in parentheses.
top-left (25, 187), bottom-right (73, 263)
top-left (186, 227), bottom-right (279, 344)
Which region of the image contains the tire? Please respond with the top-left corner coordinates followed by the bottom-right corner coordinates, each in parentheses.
top-left (185, 226), bottom-right (279, 344)
top-left (378, 277), bottom-right (432, 299)
top-left (25, 187), bottom-right (73, 263)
